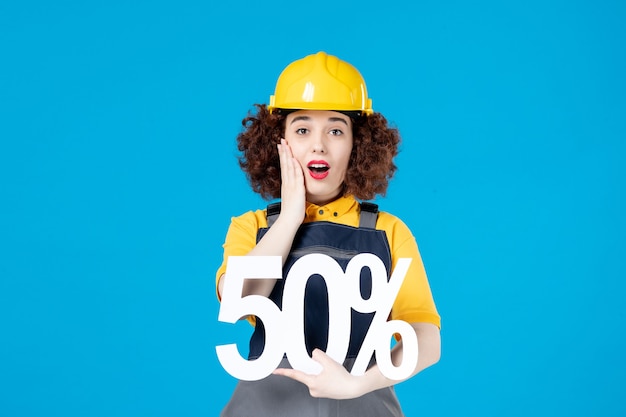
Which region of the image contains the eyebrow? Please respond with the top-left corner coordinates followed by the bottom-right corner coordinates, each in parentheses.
top-left (289, 116), bottom-right (349, 126)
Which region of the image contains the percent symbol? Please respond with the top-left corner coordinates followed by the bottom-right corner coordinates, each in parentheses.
top-left (347, 254), bottom-right (418, 380)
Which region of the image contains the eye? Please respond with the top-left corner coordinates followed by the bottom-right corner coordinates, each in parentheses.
top-left (329, 129), bottom-right (343, 136)
top-left (295, 128), bottom-right (308, 135)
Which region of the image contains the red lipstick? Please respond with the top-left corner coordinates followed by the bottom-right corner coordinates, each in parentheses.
top-left (307, 160), bottom-right (330, 180)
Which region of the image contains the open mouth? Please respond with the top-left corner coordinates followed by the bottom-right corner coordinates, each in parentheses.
top-left (307, 161), bottom-right (330, 179)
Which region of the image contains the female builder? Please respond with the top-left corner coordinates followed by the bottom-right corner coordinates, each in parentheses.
top-left (216, 51), bottom-right (441, 416)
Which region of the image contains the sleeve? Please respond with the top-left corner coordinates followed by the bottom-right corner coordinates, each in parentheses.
top-left (386, 217), bottom-right (441, 328)
top-left (215, 210), bottom-right (264, 300)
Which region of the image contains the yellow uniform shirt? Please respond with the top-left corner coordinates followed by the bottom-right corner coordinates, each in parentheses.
top-left (216, 195), bottom-right (440, 328)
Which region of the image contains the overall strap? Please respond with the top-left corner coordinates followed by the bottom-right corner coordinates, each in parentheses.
top-left (265, 201), bottom-right (378, 229)
top-left (266, 202), bottom-right (281, 228)
top-left (358, 201), bottom-right (379, 229)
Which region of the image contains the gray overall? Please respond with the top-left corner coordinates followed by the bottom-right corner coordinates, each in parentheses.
top-left (220, 202), bottom-right (405, 417)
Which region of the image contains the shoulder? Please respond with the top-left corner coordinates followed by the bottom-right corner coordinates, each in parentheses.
top-left (374, 209), bottom-right (427, 263)
top-left (375, 209), bottom-right (416, 248)
top-left (229, 208), bottom-right (269, 231)
top-left (376, 210), bottom-right (412, 234)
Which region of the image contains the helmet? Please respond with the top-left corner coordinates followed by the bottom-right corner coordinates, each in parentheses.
top-left (268, 51), bottom-right (373, 116)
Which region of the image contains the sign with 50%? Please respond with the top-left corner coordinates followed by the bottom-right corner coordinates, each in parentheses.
top-left (216, 253), bottom-right (418, 381)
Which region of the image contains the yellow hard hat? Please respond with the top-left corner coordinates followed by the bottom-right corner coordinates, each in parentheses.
top-left (268, 51), bottom-right (373, 116)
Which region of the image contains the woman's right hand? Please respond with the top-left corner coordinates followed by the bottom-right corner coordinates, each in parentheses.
top-left (220, 138), bottom-right (305, 299)
top-left (277, 138), bottom-right (306, 226)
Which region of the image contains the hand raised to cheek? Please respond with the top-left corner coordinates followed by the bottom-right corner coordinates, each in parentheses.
top-left (277, 138), bottom-right (306, 226)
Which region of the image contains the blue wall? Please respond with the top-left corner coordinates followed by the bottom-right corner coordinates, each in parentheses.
top-left (1, 1), bottom-right (624, 415)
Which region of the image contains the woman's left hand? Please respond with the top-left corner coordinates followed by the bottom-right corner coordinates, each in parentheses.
top-left (272, 349), bottom-right (363, 400)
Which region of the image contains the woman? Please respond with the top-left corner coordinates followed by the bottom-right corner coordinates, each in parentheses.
top-left (216, 51), bottom-right (441, 417)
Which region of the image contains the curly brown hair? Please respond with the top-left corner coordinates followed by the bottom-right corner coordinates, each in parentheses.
top-left (236, 104), bottom-right (400, 201)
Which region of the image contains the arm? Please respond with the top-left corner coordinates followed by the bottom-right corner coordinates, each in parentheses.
top-left (218, 138), bottom-right (305, 299)
top-left (272, 322), bottom-right (441, 399)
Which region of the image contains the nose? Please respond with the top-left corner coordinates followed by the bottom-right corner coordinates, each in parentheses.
top-left (312, 131), bottom-right (326, 154)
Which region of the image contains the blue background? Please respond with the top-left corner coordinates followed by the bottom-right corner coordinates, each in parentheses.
top-left (1, 1), bottom-right (625, 416)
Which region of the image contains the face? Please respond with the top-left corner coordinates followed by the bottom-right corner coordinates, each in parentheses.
top-left (284, 110), bottom-right (353, 205)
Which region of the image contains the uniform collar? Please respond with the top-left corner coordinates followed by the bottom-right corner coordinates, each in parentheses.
top-left (304, 195), bottom-right (358, 222)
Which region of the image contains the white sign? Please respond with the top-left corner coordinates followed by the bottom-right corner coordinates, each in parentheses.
top-left (215, 253), bottom-right (418, 381)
